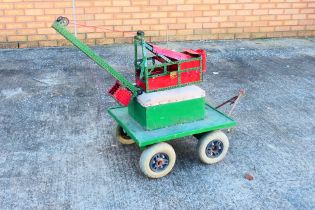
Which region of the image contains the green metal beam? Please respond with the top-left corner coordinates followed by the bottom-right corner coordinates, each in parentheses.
top-left (52, 21), bottom-right (139, 94)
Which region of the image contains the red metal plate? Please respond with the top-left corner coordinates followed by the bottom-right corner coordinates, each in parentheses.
top-left (109, 81), bottom-right (133, 106)
top-left (180, 60), bottom-right (200, 70)
top-left (180, 70), bottom-right (201, 84)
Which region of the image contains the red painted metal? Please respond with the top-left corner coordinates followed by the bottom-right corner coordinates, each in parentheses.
top-left (180, 59), bottom-right (200, 70)
top-left (109, 80), bottom-right (133, 106)
top-left (182, 49), bottom-right (207, 72)
top-left (109, 42), bottom-right (207, 97)
top-left (149, 44), bottom-right (192, 60)
top-left (136, 72), bottom-right (178, 90)
top-left (135, 47), bottom-right (207, 92)
top-left (136, 69), bottom-right (202, 91)
top-left (196, 49), bottom-right (207, 73)
top-left (180, 70), bottom-right (201, 84)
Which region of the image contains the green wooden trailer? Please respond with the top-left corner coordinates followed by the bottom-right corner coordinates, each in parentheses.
top-left (109, 104), bottom-right (236, 149)
top-left (110, 103), bottom-right (236, 178)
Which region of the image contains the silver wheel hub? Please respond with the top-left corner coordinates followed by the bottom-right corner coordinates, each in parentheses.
top-left (205, 140), bottom-right (224, 158)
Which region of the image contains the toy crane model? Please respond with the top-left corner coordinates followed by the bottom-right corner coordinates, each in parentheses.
top-left (52, 17), bottom-right (242, 179)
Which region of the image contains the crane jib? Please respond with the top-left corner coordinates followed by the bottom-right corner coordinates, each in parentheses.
top-left (51, 21), bottom-right (139, 95)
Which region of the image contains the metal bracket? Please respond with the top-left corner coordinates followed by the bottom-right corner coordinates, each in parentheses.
top-left (216, 89), bottom-right (245, 132)
top-left (56, 16), bottom-right (69, 26)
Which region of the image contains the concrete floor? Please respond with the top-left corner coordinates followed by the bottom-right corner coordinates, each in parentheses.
top-left (0, 38), bottom-right (314, 210)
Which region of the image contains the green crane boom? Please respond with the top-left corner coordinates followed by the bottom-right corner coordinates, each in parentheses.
top-left (52, 19), bottom-right (139, 95)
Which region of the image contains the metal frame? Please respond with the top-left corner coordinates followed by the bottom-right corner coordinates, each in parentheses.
top-left (134, 33), bottom-right (204, 93)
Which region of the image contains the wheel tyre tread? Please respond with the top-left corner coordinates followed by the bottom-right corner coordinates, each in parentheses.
top-left (140, 142), bottom-right (176, 178)
top-left (197, 130), bottom-right (229, 164)
top-left (115, 125), bottom-right (135, 145)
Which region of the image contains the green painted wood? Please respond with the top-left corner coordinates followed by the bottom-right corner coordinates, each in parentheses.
top-left (108, 104), bottom-right (237, 149)
top-left (128, 97), bottom-right (205, 130)
top-left (127, 98), bottom-right (147, 127)
top-left (52, 21), bottom-right (139, 94)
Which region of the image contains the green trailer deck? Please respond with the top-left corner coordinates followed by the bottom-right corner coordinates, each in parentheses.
top-left (108, 104), bottom-right (236, 149)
